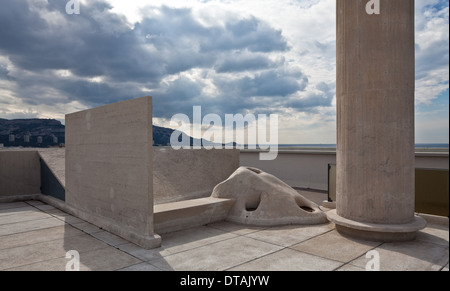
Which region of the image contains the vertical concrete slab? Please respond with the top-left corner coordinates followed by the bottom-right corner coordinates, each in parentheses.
top-left (328, 0), bottom-right (426, 241)
top-left (65, 97), bottom-right (161, 249)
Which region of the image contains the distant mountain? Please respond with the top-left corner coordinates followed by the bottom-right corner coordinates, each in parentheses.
top-left (153, 125), bottom-right (227, 147)
top-left (0, 118), bottom-right (230, 148)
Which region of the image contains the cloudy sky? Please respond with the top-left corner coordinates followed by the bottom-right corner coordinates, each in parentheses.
top-left (0, 0), bottom-right (448, 144)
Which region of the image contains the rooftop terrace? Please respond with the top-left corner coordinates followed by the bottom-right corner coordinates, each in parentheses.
top-left (1, 196), bottom-right (448, 271)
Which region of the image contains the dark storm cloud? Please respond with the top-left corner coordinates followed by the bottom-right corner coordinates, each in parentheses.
top-left (152, 76), bottom-right (205, 119)
top-left (0, 0), bottom-right (320, 118)
top-left (0, 65), bottom-right (8, 79)
top-left (214, 69), bottom-right (308, 98)
top-left (284, 81), bottom-right (335, 112)
top-left (0, 0), bottom-right (163, 83)
top-left (200, 16), bottom-right (290, 53)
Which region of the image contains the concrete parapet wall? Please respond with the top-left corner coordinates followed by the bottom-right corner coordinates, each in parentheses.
top-left (240, 150), bottom-right (336, 191)
top-left (241, 149), bottom-right (449, 191)
top-left (154, 148), bottom-right (240, 204)
top-left (0, 151), bottom-right (40, 197)
top-left (65, 96), bottom-right (161, 249)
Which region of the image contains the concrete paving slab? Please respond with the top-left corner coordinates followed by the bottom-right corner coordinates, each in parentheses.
top-left (9, 247), bottom-right (141, 271)
top-left (206, 221), bottom-right (266, 235)
top-left (229, 248), bottom-right (343, 271)
top-left (0, 206), bottom-right (38, 217)
top-left (245, 223), bottom-right (335, 247)
top-left (118, 226), bottom-right (238, 261)
top-left (72, 247), bottom-right (142, 271)
top-left (91, 231), bottom-right (129, 247)
top-left (0, 225), bottom-right (83, 251)
top-left (150, 236), bottom-right (283, 271)
top-left (336, 264), bottom-right (366, 271)
top-left (117, 243), bottom-right (159, 262)
top-left (71, 222), bottom-right (103, 234)
top-left (415, 224), bottom-right (449, 247)
top-left (349, 240), bottom-right (449, 271)
top-left (0, 233), bottom-right (110, 270)
top-left (290, 230), bottom-right (381, 263)
top-left (0, 217), bottom-right (65, 236)
top-left (0, 211), bottom-right (53, 226)
top-left (0, 202), bottom-right (29, 210)
top-left (443, 263), bottom-right (449, 271)
top-left (118, 262), bottom-right (162, 271)
top-left (159, 226), bottom-right (238, 254)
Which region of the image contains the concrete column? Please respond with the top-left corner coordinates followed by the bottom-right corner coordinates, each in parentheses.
top-left (327, 0), bottom-right (426, 241)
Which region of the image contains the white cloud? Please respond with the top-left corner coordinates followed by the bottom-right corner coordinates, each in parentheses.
top-left (415, 1), bottom-right (449, 105)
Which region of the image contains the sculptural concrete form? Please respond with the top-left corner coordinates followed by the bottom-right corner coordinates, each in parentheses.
top-left (211, 167), bottom-right (328, 226)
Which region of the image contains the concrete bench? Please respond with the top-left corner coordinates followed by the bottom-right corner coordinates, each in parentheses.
top-left (154, 197), bottom-right (235, 234)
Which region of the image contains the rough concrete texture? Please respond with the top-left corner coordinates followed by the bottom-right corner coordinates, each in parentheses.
top-left (154, 197), bottom-right (235, 234)
top-left (0, 151), bottom-right (40, 197)
top-left (331, 0), bottom-right (426, 240)
top-left (212, 167), bottom-right (328, 226)
top-left (65, 96), bottom-right (161, 249)
top-left (154, 148), bottom-right (239, 204)
top-left (336, 0), bottom-right (416, 224)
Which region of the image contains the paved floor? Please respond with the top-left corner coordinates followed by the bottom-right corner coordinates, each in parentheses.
top-left (0, 200), bottom-right (448, 271)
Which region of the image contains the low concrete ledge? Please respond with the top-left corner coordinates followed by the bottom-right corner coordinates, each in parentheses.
top-left (321, 200), bottom-right (336, 209)
top-left (154, 197), bottom-right (235, 234)
top-left (418, 213), bottom-right (449, 227)
top-left (327, 209), bottom-right (427, 242)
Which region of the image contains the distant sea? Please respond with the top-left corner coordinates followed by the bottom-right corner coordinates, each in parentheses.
top-left (277, 144), bottom-right (449, 149)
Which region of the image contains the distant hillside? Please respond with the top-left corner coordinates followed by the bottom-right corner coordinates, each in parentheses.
top-left (153, 125), bottom-right (225, 147)
top-left (0, 118), bottom-right (225, 148)
top-left (0, 118), bottom-right (65, 148)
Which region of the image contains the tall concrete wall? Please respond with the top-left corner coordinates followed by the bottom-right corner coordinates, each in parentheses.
top-left (0, 151), bottom-right (40, 197)
top-left (65, 96), bottom-right (161, 249)
top-left (154, 148), bottom-right (240, 204)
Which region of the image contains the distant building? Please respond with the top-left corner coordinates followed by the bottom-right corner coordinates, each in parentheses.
top-left (53, 136), bottom-right (58, 144)
top-left (9, 135), bottom-right (15, 142)
top-left (37, 136), bottom-right (43, 144)
top-left (0, 143), bottom-right (3, 148)
top-left (24, 135), bottom-right (30, 143)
